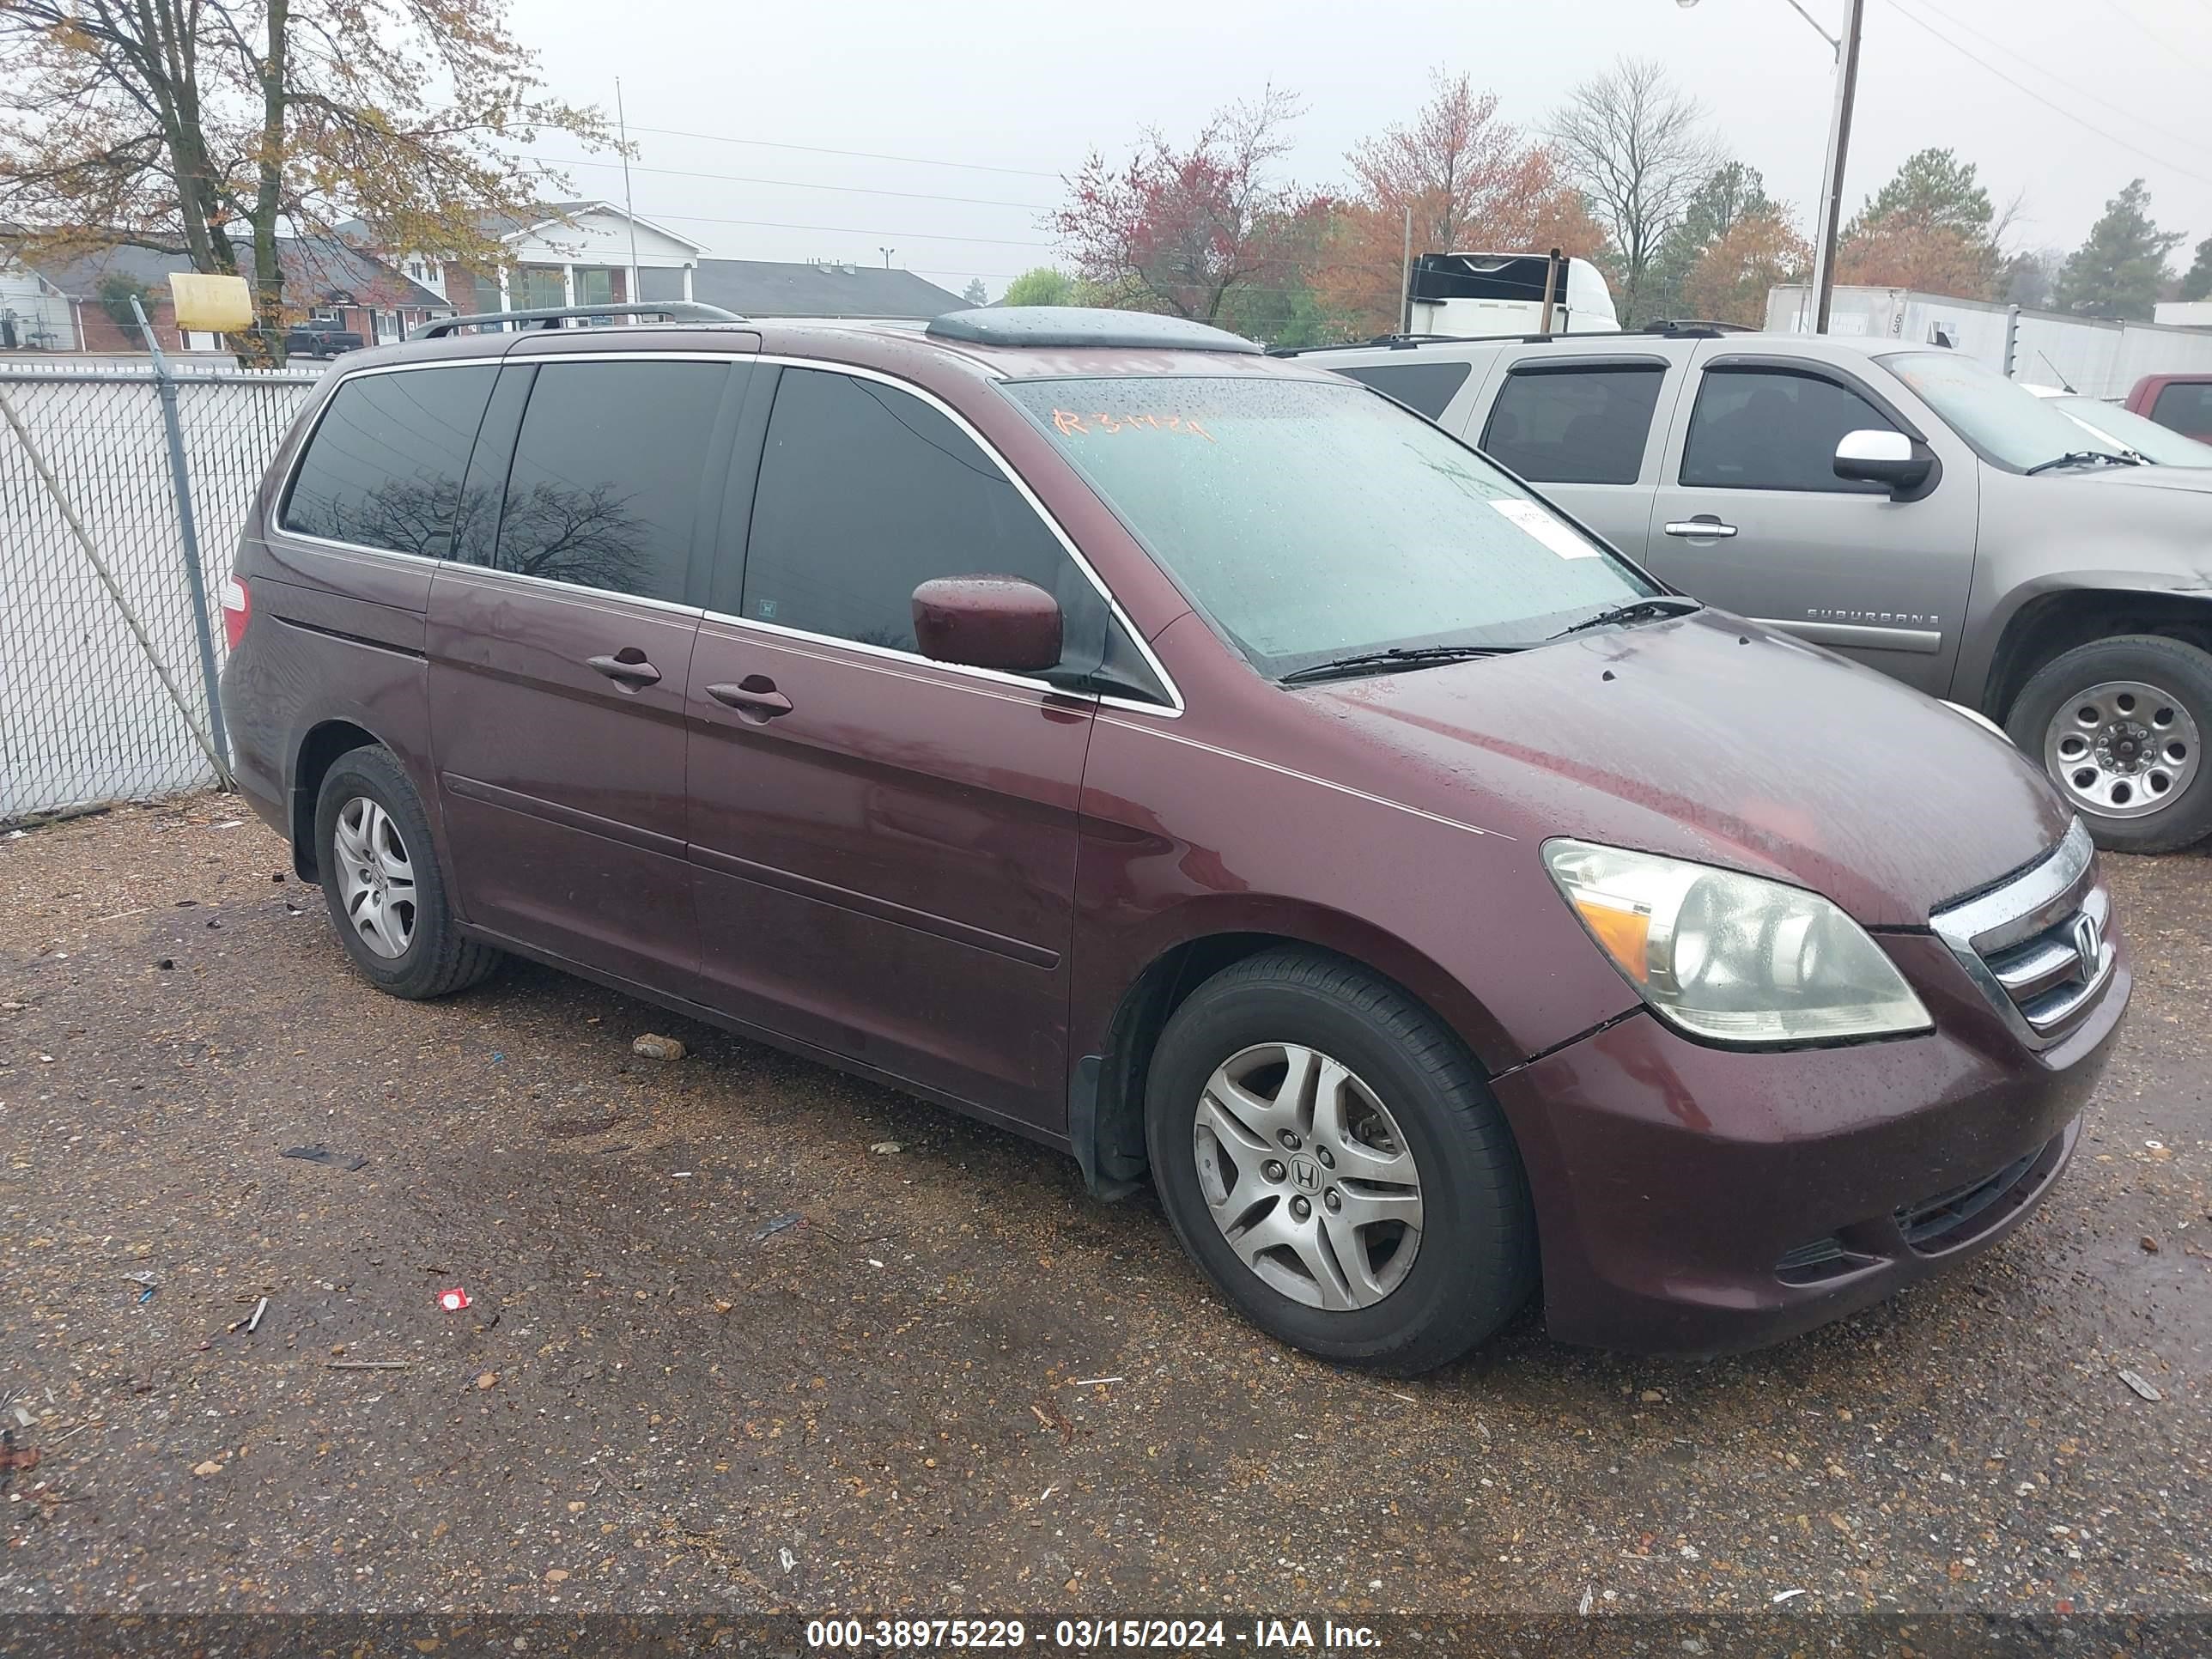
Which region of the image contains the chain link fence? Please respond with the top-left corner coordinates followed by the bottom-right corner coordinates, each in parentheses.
top-left (2, 357), bottom-right (323, 823)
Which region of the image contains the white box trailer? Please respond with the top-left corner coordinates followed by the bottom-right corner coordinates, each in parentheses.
top-left (1407, 252), bottom-right (1620, 337)
top-left (1764, 283), bottom-right (2212, 400)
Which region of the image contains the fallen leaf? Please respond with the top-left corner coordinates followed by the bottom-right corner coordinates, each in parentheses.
top-left (476, 1371), bottom-right (498, 1391)
top-left (193, 1458), bottom-right (223, 1477)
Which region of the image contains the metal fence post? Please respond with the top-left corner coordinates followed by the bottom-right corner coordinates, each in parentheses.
top-left (130, 295), bottom-right (234, 787)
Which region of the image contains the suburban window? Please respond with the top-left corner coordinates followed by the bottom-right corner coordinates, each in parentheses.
top-left (1483, 366), bottom-right (1665, 485)
top-left (1680, 368), bottom-right (1896, 492)
top-left (478, 361), bottom-right (727, 604)
top-left (2152, 381), bottom-right (2212, 432)
top-left (743, 367), bottom-right (1087, 658)
top-left (1334, 361), bottom-right (1472, 422)
top-left (279, 365), bottom-right (497, 556)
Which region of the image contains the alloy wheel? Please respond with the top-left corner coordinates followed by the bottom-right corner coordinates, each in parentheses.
top-left (1191, 1042), bottom-right (1424, 1311)
top-left (2043, 679), bottom-right (2197, 819)
top-left (332, 795), bottom-right (417, 959)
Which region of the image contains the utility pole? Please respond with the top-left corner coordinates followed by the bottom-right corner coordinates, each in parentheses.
top-left (617, 79), bottom-right (643, 317)
top-left (1807, 0), bottom-right (1866, 334)
top-left (1399, 205), bottom-right (1413, 335)
top-left (879, 247), bottom-right (896, 269)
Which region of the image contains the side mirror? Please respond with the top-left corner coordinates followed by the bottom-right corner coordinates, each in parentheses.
top-left (1833, 428), bottom-right (1936, 498)
top-left (912, 575), bottom-right (1063, 675)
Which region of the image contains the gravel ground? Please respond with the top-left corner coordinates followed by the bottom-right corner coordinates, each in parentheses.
top-left (1, 796), bottom-right (2205, 1617)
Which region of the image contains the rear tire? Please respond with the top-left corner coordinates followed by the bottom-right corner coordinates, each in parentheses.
top-left (312, 745), bottom-right (499, 999)
top-left (2006, 635), bottom-right (2212, 854)
top-left (1144, 948), bottom-right (1536, 1375)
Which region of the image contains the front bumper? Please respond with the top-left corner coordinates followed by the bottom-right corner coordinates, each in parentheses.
top-left (1491, 932), bottom-right (2128, 1354)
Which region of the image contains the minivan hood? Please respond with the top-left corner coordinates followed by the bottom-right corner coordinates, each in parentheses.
top-left (1299, 612), bottom-right (2072, 927)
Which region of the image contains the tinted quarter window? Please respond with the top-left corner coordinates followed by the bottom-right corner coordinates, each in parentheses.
top-left (481, 361), bottom-right (727, 604)
top-left (1334, 361), bottom-right (1472, 421)
top-left (280, 365), bottom-right (495, 555)
top-left (1483, 366), bottom-right (1663, 484)
top-left (2152, 382), bottom-right (2212, 432)
top-left (1681, 368), bottom-right (1895, 492)
top-left (744, 367), bottom-right (1085, 655)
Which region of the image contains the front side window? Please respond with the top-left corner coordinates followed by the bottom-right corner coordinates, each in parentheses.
top-left (1484, 365), bottom-right (1665, 485)
top-left (476, 360), bottom-right (728, 603)
top-left (1881, 350), bottom-right (2122, 472)
top-left (1000, 375), bottom-right (1654, 678)
top-left (1680, 368), bottom-right (1896, 492)
top-left (1334, 361), bottom-right (1472, 421)
top-left (743, 367), bottom-right (1093, 657)
top-left (280, 365), bottom-right (497, 556)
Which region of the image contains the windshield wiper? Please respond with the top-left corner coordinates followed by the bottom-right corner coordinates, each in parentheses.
top-left (1550, 596), bottom-right (1703, 640)
top-left (1279, 643), bottom-right (1526, 686)
top-left (2026, 449), bottom-right (2139, 474)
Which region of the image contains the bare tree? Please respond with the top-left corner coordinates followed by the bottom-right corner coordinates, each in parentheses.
top-left (1547, 58), bottom-right (1722, 322)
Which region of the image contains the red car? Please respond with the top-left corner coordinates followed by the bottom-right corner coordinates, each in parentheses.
top-left (218, 302), bottom-right (2128, 1373)
top-left (2124, 373), bottom-right (2212, 442)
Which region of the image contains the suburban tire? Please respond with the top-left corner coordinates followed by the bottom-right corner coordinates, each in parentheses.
top-left (2006, 635), bottom-right (2212, 854)
top-left (1144, 948), bottom-right (1536, 1375)
top-left (312, 745), bottom-right (500, 998)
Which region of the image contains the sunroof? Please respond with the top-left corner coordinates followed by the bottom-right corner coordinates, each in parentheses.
top-left (926, 307), bottom-right (1261, 355)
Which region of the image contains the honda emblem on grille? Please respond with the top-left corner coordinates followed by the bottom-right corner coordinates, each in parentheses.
top-left (2069, 911), bottom-right (2103, 981)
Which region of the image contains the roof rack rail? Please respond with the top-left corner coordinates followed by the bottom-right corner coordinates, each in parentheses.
top-left (408, 301), bottom-right (744, 340)
top-left (1631, 319), bottom-right (1755, 338)
top-left (1267, 330), bottom-right (1551, 358)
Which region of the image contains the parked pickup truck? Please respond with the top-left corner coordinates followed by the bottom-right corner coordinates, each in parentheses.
top-left (1286, 326), bottom-right (2212, 852)
top-left (283, 319), bottom-right (363, 360)
top-left (2126, 374), bottom-right (2212, 442)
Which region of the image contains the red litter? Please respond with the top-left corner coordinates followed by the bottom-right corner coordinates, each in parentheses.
top-left (438, 1287), bottom-right (471, 1312)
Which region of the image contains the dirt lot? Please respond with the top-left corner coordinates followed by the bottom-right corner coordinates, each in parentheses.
top-left (1, 797), bottom-right (2206, 1617)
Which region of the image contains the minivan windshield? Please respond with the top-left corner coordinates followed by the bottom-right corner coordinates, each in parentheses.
top-left (1881, 350), bottom-right (2131, 472)
top-left (1000, 376), bottom-right (1656, 678)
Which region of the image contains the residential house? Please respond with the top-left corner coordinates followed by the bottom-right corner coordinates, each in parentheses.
top-left (0, 233), bottom-right (447, 353)
top-left (342, 200), bottom-right (708, 323)
top-left (689, 258), bottom-right (968, 319)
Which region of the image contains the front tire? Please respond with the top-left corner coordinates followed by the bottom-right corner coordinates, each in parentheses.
top-left (1144, 949), bottom-right (1536, 1375)
top-left (312, 745), bottom-right (499, 999)
top-left (2006, 635), bottom-right (2212, 854)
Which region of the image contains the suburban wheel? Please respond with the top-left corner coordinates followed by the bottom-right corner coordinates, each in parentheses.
top-left (312, 745), bottom-right (500, 998)
top-left (2007, 635), bottom-right (2212, 854)
top-left (1144, 948), bottom-right (1536, 1375)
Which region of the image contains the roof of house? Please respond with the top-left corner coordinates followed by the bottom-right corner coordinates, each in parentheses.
top-left (9, 233), bottom-right (445, 309)
top-left (690, 258), bottom-right (969, 319)
top-left (332, 200), bottom-right (710, 257)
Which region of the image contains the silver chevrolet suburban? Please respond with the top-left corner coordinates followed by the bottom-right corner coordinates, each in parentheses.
top-left (1288, 327), bottom-right (2212, 853)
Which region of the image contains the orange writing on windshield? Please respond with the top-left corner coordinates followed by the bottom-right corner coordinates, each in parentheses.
top-left (1050, 410), bottom-right (1215, 443)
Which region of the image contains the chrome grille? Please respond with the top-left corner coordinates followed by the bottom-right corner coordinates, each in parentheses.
top-left (1929, 819), bottom-right (2114, 1050)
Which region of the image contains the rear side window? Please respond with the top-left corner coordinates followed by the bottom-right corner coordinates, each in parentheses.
top-left (1334, 361), bottom-right (1472, 421)
top-left (1680, 368), bottom-right (1896, 492)
top-left (280, 365), bottom-right (496, 555)
top-left (742, 367), bottom-right (1085, 656)
top-left (2151, 381), bottom-right (2212, 432)
top-left (478, 360), bottom-right (728, 604)
top-left (1482, 366), bottom-right (1663, 485)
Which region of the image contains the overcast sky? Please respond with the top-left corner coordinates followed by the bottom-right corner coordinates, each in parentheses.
top-left (520, 0), bottom-right (2212, 299)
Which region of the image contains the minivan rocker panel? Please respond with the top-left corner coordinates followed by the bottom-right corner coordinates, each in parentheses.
top-left (221, 306), bottom-right (2127, 1374)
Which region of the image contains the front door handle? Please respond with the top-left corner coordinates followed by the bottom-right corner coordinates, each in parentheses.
top-left (707, 678), bottom-right (794, 722)
top-left (1663, 517), bottom-right (1739, 539)
top-left (587, 649), bottom-right (661, 688)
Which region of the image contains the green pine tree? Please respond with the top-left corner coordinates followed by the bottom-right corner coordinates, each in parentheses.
top-left (1641, 162), bottom-right (1774, 322)
top-left (2180, 236), bottom-right (2212, 303)
top-left (2053, 179), bottom-right (2185, 320)
top-left (1842, 148), bottom-right (1994, 244)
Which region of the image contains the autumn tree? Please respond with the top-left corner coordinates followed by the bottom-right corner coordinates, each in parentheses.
top-left (2053, 179), bottom-right (2184, 320)
top-left (1835, 148), bottom-right (2007, 298)
top-left (0, 0), bottom-right (612, 360)
top-left (1053, 88), bottom-right (1328, 325)
top-left (1641, 163), bottom-right (1778, 323)
top-left (1317, 71), bottom-right (1602, 337)
top-left (1546, 58), bottom-right (1722, 322)
top-left (1681, 210), bottom-right (1811, 328)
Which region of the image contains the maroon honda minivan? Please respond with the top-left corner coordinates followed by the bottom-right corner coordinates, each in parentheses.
top-left (219, 302), bottom-right (2129, 1373)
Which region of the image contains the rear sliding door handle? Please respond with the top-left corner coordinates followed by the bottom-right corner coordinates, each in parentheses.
top-left (586, 650), bottom-right (661, 688)
top-left (1663, 517), bottom-right (1739, 539)
top-left (707, 678), bottom-right (794, 721)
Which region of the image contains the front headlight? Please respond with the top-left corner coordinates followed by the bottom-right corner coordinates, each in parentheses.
top-left (1542, 840), bottom-right (1932, 1045)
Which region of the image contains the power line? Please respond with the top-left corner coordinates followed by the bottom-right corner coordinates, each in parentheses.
top-left (2094, 0), bottom-right (2212, 76)
top-left (621, 123), bottom-right (1066, 182)
top-left (642, 210), bottom-right (1057, 248)
top-left (536, 152), bottom-right (1052, 212)
top-left (1881, 0), bottom-right (2212, 189)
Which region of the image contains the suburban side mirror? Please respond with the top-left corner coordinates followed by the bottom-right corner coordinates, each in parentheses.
top-left (1833, 428), bottom-right (1937, 498)
top-left (912, 575), bottom-right (1063, 675)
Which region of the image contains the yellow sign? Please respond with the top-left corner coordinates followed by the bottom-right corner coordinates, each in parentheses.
top-left (169, 272), bottom-right (254, 332)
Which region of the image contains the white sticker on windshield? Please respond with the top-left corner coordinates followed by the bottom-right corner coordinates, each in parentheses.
top-left (1490, 497), bottom-right (1599, 560)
